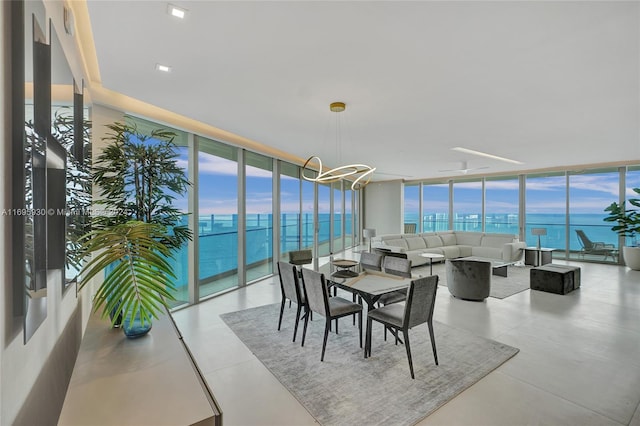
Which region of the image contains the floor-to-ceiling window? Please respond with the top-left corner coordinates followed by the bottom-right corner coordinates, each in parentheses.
top-left (624, 166), bottom-right (640, 247)
top-left (485, 176), bottom-right (519, 235)
top-left (525, 173), bottom-right (566, 253)
top-left (301, 179), bottom-right (315, 252)
top-left (280, 162), bottom-right (300, 260)
top-left (568, 168), bottom-right (620, 262)
top-left (345, 189), bottom-right (353, 248)
top-left (333, 182), bottom-right (343, 253)
top-left (123, 118), bottom-right (191, 308)
top-left (317, 183), bottom-right (331, 256)
top-left (197, 136), bottom-right (239, 298)
top-left (453, 179), bottom-right (482, 232)
top-left (165, 139), bottom-right (189, 307)
top-left (245, 152), bottom-right (273, 282)
top-left (423, 183), bottom-right (449, 232)
top-left (404, 183), bottom-right (420, 232)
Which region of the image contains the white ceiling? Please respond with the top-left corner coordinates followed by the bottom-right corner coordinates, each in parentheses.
top-left (86, 1), bottom-right (640, 181)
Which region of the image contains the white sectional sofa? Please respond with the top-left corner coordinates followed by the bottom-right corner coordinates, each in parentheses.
top-left (371, 231), bottom-right (526, 267)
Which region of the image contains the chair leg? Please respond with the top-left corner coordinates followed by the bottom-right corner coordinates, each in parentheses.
top-left (352, 293), bottom-right (357, 325)
top-left (301, 307), bottom-right (310, 347)
top-left (365, 317), bottom-right (373, 358)
top-left (358, 311), bottom-right (362, 348)
top-left (335, 318), bottom-right (339, 334)
top-left (403, 329), bottom-right (414, 379)
top-left (321, 321), bottom-right (331, 362)
top-left (292, 304), bottom-right (302, 342)
top-left (428, 320), bottom-right (438, 365)
top-left (277, 298), bottom-right (286, 331)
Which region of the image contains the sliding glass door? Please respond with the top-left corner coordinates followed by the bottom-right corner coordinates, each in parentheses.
top-left (245, 152), bottom-right (273, 282)
top-left (197, 137), bottom-right (239, 298)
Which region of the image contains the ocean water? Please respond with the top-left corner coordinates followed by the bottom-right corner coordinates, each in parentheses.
top-left (167, 212), bottom-right (622, 294)
top-left (168, 213), bottom-right (346, 289)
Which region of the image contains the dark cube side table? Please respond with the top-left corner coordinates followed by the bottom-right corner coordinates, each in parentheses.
top-left (530, 264), bottom-right (581, 295)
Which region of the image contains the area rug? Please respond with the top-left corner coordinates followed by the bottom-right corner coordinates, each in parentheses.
top-left (221, 303), bottom-right (519, 426)
top-left (413, 262), bottom-right (532, 299)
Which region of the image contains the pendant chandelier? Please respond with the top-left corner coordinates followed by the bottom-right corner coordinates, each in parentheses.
top-left (302, 102), bottom-right (376, 191)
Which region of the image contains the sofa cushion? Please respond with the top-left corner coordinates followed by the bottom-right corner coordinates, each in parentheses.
top-left (380, 234), bottom-right (403, 242)
top-left (457, 245), bottom-right (473, 257)
top-left (454, 232), bottom-right (483, 246)
top-left (440, 246), bottom-right (461, 258)
top-left (439, 233), bottom-right (457, 246)
top-left (404, 236), bottom-right (427, 250)
top-left (481, 235), bottom-right (514, 249)
top-left (424, 235), bottom-right (443, 248)
top-left (472, 246), bottom-right (503, 259)
top-left (385, 238), bottom-right (408, 250)
top-left (421, 248), bottom-right (445, 256)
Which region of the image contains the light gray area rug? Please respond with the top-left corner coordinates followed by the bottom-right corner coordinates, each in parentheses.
top-left (221, 303), bottom-right (519, 426)
top-left (413, 262), bottom-right (532, 299)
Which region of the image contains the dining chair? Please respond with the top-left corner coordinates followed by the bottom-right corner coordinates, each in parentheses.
top-left (276, 261), bottom-right (308, 343)
top-left (300, 268), bottom-right (363, 361)
top-left (365, 275), bottom-right (439, 379)
top-left (288, 249), bottom-right (313, 266)
top-left (360, 251), bottom-right (383, 271)
top-left (378, 256), bottom-right (411, 305)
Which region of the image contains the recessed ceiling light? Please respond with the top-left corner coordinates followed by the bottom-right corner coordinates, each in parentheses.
top-left (168, 4), bottom-right (187, 19)
top-left (156, 63), bottom-right (171, 73)
top-left (451, 147), bottom-right (523, 165)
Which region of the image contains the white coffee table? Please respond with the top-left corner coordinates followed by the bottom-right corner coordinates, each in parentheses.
top-left (420, 253), bottom-right (445, 275)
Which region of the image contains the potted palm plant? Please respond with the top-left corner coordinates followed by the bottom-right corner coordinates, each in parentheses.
top-left (604, 187), bottom-right (640, 270)
top-left (80, 120), bottom-right (191, 336)
top-left (78, 221), bottom-right (177, 335)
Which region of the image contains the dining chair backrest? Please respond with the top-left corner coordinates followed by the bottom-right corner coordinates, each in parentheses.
top-left (383, 256), bottom-right (412, 278)
top-left (277, 261), bottom-right (303, 303)
top-left (360, 252), bottom-right (383, 271)
top-left (301, 268), bottom-right (329, 317)
top-left (403, 275), bottom-right (439, 329)
top-left (288, 249), bottom-right (313, 265)
top-left (404, 223), bottom-right (417, 234)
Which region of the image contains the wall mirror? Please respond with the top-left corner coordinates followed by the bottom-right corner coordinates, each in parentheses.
top-left (22, 0), bottom-right (49, 343)
top-left (11, 0), bottom-right (90, 343)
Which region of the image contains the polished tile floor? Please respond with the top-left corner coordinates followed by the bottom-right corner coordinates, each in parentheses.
top-left (172, 256), bottom-right (640, 426)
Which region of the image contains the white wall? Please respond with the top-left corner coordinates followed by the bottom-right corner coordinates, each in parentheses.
top-left (363, 180), bottom-right (404, 236)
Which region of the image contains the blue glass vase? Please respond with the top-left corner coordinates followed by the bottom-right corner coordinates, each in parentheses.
top-left (122, 311), bottom-right (152, 338)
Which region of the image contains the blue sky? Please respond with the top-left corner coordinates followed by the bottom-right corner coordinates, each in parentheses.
top-left (167, 141), bottom-right (640, 218)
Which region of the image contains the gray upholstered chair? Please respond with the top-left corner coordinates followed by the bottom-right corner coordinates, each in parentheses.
top-left (288, 249), bottom-right (313, 266)
top-left (301, 268), bottom-right (363, 361)
top-left (360, 251), bottom-right (383, 271)
top-left (365, 275), bottom-right (439, 379)
top-left (378, 256), bottom-right (411, 305)
top-left (446, 258), bottom-right (491, 301)
top-left (276, 261), bottom-right (308, 342)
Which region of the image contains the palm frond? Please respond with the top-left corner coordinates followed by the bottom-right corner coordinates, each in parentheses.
top-left (79, 221), bottom-right (177, 326)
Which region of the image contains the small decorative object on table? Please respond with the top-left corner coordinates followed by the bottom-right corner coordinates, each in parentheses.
top-left (531, 228), bottom-right (547, 249)
top-left (331, 259), bottom-right (360, 278)
top-left (363, 228), bottom-right (376, 253)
